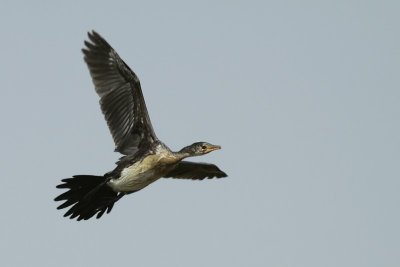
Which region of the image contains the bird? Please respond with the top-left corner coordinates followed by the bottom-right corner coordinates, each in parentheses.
top-left (54, 31), bottom-right (227, 220)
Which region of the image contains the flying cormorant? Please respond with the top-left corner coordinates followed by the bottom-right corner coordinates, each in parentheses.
top-left (54, 31), bottom-right (227, 220)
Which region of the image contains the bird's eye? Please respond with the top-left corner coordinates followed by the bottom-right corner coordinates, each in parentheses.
top-left (201, 145), bottom-right (207, 150)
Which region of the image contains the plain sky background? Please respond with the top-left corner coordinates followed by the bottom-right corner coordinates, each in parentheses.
top-left (1, 1), bottom-right (399, 266)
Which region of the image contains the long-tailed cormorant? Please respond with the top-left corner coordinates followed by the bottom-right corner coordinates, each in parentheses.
top-left (54, 31), bottom-right (227, 220)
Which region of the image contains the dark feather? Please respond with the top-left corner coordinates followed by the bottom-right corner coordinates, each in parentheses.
top-left (54, 175), bottom-right (121, 220)
top-left (164, 161), bottom-right (227, 180)
top-left (82, 30), bottom-right (158, 155)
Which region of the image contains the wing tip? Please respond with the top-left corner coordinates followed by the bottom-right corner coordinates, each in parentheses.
top-left (211, 172), bottom-right (227, 179)
top-left (86, 30), bottom-right (109, 48)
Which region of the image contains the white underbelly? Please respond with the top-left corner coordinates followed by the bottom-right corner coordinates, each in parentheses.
top-left (108, 168), bottom-right (161, 192)
top-left (107, 154), bottom-right (174, 192)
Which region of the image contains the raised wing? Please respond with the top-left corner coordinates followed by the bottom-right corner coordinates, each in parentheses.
top-left (82, 31), bottom-right (157, 155)
top-left (164, 161), bottom-right (227, 180)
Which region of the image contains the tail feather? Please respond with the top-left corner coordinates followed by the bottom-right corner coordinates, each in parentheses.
top-left (55, 175), bottom-right (122, 220)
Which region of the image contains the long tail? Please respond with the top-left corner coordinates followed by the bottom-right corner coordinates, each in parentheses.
top-left (54, 175), bottom-right (123, 220)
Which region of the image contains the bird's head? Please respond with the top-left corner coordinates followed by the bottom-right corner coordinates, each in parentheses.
top-left (179, 142), bottom-right (221, 157)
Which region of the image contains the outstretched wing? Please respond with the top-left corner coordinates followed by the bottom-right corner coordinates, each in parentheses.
top-left (82, 31), bottom-right (158, 155)
top-left (164, 161), bottom-right (227, 180)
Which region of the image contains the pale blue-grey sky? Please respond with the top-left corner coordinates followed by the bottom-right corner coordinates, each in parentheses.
top-left (1, 1), bottom-right (399, 266)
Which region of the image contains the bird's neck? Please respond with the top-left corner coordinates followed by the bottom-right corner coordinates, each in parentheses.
top-left (155, 142), bottom-right (193, 163)
top-left (171, 151), bottom-right (191, 161)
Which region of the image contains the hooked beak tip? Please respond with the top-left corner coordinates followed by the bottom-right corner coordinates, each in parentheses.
top-left (209, 145), bottom-right (221, 152)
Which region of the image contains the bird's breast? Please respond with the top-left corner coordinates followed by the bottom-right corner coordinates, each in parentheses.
top-left (107, 154), bottom-right (176, 192)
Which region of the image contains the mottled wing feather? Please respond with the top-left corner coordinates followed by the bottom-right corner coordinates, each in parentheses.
top-left (164, 161), bottom-right (227, 180)
top-left (82, 31), bottom-right (157, 155)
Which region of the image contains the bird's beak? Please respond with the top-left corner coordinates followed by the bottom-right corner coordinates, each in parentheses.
top-left (206, 145), bottom-right (221, 153)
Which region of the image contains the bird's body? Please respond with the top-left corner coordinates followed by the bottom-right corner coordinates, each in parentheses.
top-left (55, 31), bottom-right (227, 220)
top-left (107, 142), bottom-right (177, 192)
